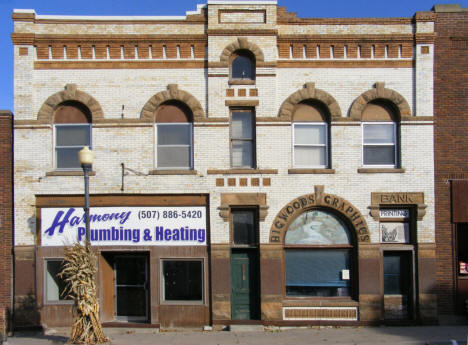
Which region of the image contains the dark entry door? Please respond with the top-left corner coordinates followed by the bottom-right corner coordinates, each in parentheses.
top-left (231, 250), bottom-right (260, 320)
top-left (114, 255), bottom-right (148, 322)
top-left (383, 251), bottom-right (413, 320)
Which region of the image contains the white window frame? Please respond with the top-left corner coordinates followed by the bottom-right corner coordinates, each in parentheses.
top-left (53, 123), bottom-right (92, 171)
top-left (155, 122), bottom-right (193, 170)
top-left (230, 110), bottom-right (256, 169)
top-left (160, 258), bottom-right (204, 305)
top-left (43, 258), bottom-right (73, 305)
top-left (362, 122), bottom-right (397, 168)
top-left (292, 122), bottom-right (328, 169)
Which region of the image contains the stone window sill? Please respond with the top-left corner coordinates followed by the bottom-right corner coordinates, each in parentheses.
top-left (228, 79), bottom-right (255, 85)
top-left (357, 168), bottom-right (405, 173)
top-left (288, 168), bottom-right (335, 174)
top-left (148, 169), bottom-right (198, 175)
top-left (45, 170), bottom-right (96, 176)
top-left (207, 169), bottom-right (278, 175)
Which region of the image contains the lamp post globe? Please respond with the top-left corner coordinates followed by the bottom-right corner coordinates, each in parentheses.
top-left (78, 146), bottom-right (94, 245)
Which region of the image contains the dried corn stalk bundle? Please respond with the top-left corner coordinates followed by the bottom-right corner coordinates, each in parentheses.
top-left (59, 243), bottom-right (109, 344)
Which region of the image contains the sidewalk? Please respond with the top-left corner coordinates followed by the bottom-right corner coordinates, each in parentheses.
top-left (4, 326), bottom-right (468, 345)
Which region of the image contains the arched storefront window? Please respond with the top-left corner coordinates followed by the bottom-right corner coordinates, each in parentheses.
top-left (284, 209), bottom-right (355, 297)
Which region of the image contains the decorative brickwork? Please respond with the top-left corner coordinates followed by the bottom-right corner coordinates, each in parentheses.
top-left (141, 84), bottom-right (205, 122)
top-left (349, 82), bottom-right (411, 120)
top-left (278, 82), bottom-right (341, 120)
top-left (37, 84), bottom-right (104, 123)
top-left (219, 37), bottom-right (265, 65)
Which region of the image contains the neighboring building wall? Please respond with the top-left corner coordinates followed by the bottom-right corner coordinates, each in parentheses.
top-left (12, 1), bottom-right (437, 328)
top-left (0, 111), bottom-right (13, 335)
top-left (433, 4), bottom-right (468, 318)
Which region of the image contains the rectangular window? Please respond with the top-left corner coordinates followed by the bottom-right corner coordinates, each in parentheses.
top-left (55, 124), bottom-right (91, 170)
top-left (232, 209), bottom-right (257, 246)
top-left (293, 123), bottom-right (328, 168)
top-left (362, 122), bottom-right (396, 166)
top-left (156, 123), bottom-right (192, 169)
top-left (231, 110), bottom-right (255, 168)
top-left (45, 260), bottom-right (71, 304)
top-left (383, 252), bottom-right (411, 295)
top-left (161, 260), bottom-right (203, 302)
top-left (285, 249), bottom-right (350, 297)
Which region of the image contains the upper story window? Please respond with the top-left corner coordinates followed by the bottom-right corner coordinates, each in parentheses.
top-left (230, 50), bottom-right (256, 81)
top-left (155, 101), bottom-right (193, 170)
top-left (292, 101), bottom-right (330, 168)
top-left (362, 100), bottom-right (399, 167)
top-left (232, 208), bottom-right (258, 246)
top-left (284, 209), bottom-right (354, 298)
top-left (231, 109), bottom-right (256, 169)
top-left (54, 101), bottom-right (91, 170)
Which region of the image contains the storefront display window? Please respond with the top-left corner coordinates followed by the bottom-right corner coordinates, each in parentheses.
top-left (45, 259), bottom-right (71, 303)
top-left (284, 210), bottom-right (353, 297)
top-left (162, 260), bottom-right (203, 302)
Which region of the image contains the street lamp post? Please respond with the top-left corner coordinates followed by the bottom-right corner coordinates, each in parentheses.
top-left (78, 146), bottom-right (94, 245)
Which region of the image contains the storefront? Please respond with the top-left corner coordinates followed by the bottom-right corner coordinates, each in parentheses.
top-left (36, 194), bottom-right (210, 328)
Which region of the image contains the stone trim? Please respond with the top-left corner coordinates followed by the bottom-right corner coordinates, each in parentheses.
top-left (270, 186), bottom-right (370, 243)
top-left (369, 192), bottom-right (426, 221)
top-left (148, 169), bottom-right (198, 175)
top-left (218, 193), bottom-right (268, 222)
top-left (278, 82), bottom-right (342, 121)
top-left (349, 82), bottom-right (411, 120)
top-left (207, 169), bottom-right (277, 175)
top-left (288, 168), bottom-right (335, 174)
top-left (45, 170), bottom-right (96, 176)
top-left (276, 61), bottom-right (414, 68)
top-left (141, 84), bottom-right (205, 122)
top-left (225, 100), bottom-right (259, 107)
top-left (37, 84), bottom-right (104, 123)
top-left (357, 168), bottom-right (406, 174)
top-left (219, 37), bottom-right (265, 66)
top-left (34, 61), bottom-right (205, 70)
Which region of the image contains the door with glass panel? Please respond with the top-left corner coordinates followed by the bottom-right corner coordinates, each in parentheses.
top-left (383, 251), bottom-right (413, 320)
top-left (114, 255), bottom-right (148, 322)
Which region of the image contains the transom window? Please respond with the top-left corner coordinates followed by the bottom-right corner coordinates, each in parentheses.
top-left (232, 209), bottom-right (258, 246)
top-left (231, 50), bottom-right (255, 81)
top-left (155, 101), bottom-right (193, 169)
top-left (361, 101), bottom-right (399, 167)
top-left (284, 210), bottom-right (354, 298)
top-left (292, 101), bottom-right (330, 168)
top-left (231, 110), bottom-right (256, 168)
top-left (54, 101), bottom-right (91, 170)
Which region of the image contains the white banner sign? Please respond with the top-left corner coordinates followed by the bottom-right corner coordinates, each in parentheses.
top-left (41, 206), bottom-right (207, 246)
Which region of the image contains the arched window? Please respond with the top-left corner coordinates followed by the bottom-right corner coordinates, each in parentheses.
top-left (54, 101), bottom-right (91, 170)
top-left (292, 101), bottom-right (330, 168)
top-left (362, 100), bottom-right (399, 167)
top-left (284, 209), bottom-right (355, 297)
top-left (155, 101), bottom-right (193, 169)
top-left (231, 50), bottom-right (255, 81)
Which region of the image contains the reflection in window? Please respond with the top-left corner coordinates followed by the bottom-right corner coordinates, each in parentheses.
top-left (45, 260), bottom-right (70, 303)
top-left (362, 123), bottom-right (396, 166)
top-left (54, 101), bottom-right (91, 170)
top-left (231, 50), bottom-right (255, 80)
top-left (231, 110), bottom-right (255, 168)
top-left (284, 210), bottom-right (353, 297)
top-left (162, 260), bottom-right (203, 301)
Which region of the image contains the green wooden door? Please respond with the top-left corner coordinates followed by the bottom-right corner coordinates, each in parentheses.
top-left (231, 250), bottom-right (260, 320)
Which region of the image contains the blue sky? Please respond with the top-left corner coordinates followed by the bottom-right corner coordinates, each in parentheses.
top-left (1, 0), bottom-right (467, 111)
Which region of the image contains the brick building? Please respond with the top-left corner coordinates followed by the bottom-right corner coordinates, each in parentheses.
top-left (433, 4), bottom-right (468, 323)
top-left (12, 1), bottom-right (437, 329)
top-left (0, 110), bottom-right (13, 335)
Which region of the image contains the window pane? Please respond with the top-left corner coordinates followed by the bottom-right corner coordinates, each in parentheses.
top-left (163, 261), bottom-right (202, 301)
top-left (232, 141), bottom-right (253, 167)
top-left (285, 250), bottom-right (350, 297)
top-left (232, 55), bottom-right (253, 79)
top-left (294, 146), bottom-right (326, 167)
top-left (294, 124), bottom-right (326, 145)
top-left (56, 147), bottom-right (82, 169)
top-left (285, 210), bottom-right (350, 245)
top-left (157, 146), bottom-right (191, 168)
top-left (363, 124), bottom-right (395, 144)
top-left (157, 124), bottom-right (191, 145)
top-left (116, 287), bottom-right (146, 317)
top-left (232, 112), bottom-right (253, 139)
top-left (46, 261), bottom-right (69, 302)
top-left (233, 210), bottom-right (255, 245)
top-left (363, 145), bottom-right (395, 165)
top-left (56, 125), bottom-right (90, 146)
top-left (115, 257), bottom-right (146, 285)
